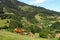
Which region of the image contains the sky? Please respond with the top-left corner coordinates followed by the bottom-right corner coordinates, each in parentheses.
top-left (18, 0), bottom-right (60, 12)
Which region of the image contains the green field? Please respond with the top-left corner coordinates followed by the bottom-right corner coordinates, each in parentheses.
top-left (0, 30), bottom-right (58, 40)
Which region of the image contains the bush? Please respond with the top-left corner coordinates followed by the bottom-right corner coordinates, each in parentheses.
top-left (28, 25), bottom-right (41, 33)
top-left (0, 26), bottom-right (9, 29)
top-left (39, 31), bottom-right (48, 38)
top-left (7, 27), bottom-right (14, 32)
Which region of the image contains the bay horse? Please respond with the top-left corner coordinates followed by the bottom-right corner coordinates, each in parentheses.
top-left (13, 28), bottom-right (24, 34)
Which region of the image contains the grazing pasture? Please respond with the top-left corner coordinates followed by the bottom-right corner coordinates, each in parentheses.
top-left (0, 30), bottom-right (58, 40)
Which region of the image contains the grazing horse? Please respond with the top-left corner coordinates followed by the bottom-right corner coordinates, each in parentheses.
top-left (13, 28), bottom-right (24, 34)
top-left (55, 33), bottom-right (60, 38)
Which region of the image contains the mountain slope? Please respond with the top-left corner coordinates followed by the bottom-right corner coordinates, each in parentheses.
top-left (0, 0), bottom-right (60, 16)
top-left (0, 0), bottom-right (60, 37)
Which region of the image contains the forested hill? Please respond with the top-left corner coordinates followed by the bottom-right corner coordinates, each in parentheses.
top-left (0, 0), bottom-right (60, 38)
top-left (0, 0), bottom-right (60, 16)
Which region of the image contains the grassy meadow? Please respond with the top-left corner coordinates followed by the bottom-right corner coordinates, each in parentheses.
top-left (0, 30), bottom-right (58, 40)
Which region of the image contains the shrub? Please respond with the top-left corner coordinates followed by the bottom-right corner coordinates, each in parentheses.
top-left (0, 25), bottom-right (9, 29)
top-left (28, 25), bottom-right (41, 33)
top-left (39, 31), bottom-right (48, 38)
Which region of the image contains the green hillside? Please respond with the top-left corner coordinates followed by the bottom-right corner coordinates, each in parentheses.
top-left (0, 30), bottom-right (58, 40)
top-left (0, 0), bottom-right (60, 40)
